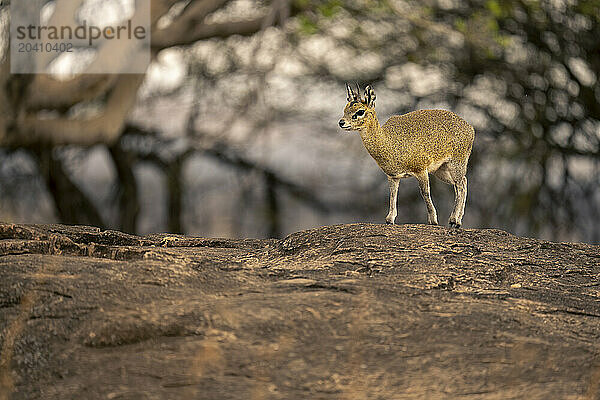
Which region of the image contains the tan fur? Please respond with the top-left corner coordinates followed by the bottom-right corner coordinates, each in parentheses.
top-left (339, 84), bottom-right (475, 227)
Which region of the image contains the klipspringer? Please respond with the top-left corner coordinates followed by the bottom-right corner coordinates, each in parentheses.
top-left (339, 84), bottom-right (475, 227)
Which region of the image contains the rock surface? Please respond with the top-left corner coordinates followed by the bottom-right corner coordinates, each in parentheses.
top-left (0, 222), bottom-right (599, 399)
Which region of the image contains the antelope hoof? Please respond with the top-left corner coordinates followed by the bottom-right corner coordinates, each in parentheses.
top-left (428, 216), bottom-right (439, 225)
top-left (385, 218), bottom-right (395, 225)
top-left (449, 221), bottom-right (461, 229)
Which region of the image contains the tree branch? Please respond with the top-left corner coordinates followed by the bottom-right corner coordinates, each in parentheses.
top-left (12, 75), bottom-right (145, 147)
top-left (195, 139), bottom-right (330, 213)
top-left (173, 0), bottom-right (232, 26)
top-left (152, 17), bottom-right (267, 49)
top-left (25, 75), bottom-right (118, 111)
top-left (21, 0), bottom-right (177, 110)
top-left (120, 123), bottom-right (331, 212)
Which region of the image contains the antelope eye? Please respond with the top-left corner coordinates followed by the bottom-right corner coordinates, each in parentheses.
top-left (352, 109), bottom-right (365, 119)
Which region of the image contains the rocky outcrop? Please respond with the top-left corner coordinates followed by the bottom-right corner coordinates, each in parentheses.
top-left (1, 222), bottom-right (599, 399)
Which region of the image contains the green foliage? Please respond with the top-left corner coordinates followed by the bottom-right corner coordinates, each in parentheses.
top-left (485, 0), bottom-right (514, 19)
top-left (454, 18), bottom-right (467, 33)
top-left (485, 0), bottom-right (503, 17)
top-left (576, 0), bottom-right (600, 21)
top-left (293, 0), bottom-right (345, 35)
top-left (317, 0), bottom-right (342, 17)
top-left (297, 14), bottom-right (318, 34)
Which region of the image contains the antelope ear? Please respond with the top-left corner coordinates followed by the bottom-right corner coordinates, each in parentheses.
top-left (364, 84), bottom-right (376, 108)
top-left (346, 83), bottom-right (358, 102)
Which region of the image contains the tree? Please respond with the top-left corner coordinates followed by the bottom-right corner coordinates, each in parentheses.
top-left (0, 0), bottom-right (306, 234)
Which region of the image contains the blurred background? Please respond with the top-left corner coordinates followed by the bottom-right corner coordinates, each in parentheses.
top-left (0, 0), bottom-right (598, 243)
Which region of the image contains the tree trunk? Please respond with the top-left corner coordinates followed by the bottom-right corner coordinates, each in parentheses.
top-left (265, 172), bottom-right (281, 238)
top-left (109, 143), bottom-right (140, 234)
top-left (166, 157), bottom-right (184, 234)
top-left (33, 147), bottom-right (105, 228)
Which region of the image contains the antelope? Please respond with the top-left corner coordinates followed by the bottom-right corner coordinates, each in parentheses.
top-left (339, 84), bottom-right (475, 228)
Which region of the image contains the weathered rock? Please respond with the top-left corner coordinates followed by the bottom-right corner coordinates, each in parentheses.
top-left (0, 222), bottom-right (599, 399)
